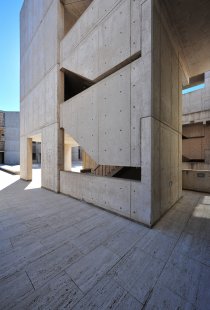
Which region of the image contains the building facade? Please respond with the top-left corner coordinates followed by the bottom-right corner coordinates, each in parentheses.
top-left (20, 0), bottom-right (210, 226)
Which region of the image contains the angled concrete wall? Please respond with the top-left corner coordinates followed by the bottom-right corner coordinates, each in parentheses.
top-left (61, 58), bottom-right (146, 167)
top-left (60, 0), bottom-right (141, 80)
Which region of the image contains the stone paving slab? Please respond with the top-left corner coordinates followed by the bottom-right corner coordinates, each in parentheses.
top-left (0, 170), bottom-right (209, 309)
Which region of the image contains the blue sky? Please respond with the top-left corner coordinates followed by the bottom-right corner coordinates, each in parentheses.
top-left (0, 0), bottom-right (24, 111)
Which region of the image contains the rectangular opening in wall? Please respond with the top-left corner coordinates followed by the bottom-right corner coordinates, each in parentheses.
top-left (182, 73), bottom-right (205, 94)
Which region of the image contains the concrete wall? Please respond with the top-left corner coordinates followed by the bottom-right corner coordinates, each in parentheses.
top-left (183, 169), bottom-right (210, 193)
top-left (61, 58), bottom-right (145, 167)
top-left (150, 0), bottom-right (182, 222)
top-left (4, 112), bottom-right (20, 165)
top-left (59, 0), bottom-right (183, 226)
top-left (20, 0), bottom-right (64, 191)
top-left (21, 0), bottom-right (183, 226)
top-left (60, 0), bottom-right (155, 226)
top-left (60, 0), bottom-right (141, 80)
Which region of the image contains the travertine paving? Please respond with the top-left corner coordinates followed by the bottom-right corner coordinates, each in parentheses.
top-left (0, 170), bottom-right (209, 309)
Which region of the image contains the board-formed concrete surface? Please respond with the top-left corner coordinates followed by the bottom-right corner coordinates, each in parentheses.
top-left (0, 170), bottom-right (209, 309)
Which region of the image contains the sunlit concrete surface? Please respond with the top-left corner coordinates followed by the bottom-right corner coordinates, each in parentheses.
top-left (0, 171), bottom-right (209, 309)
top-left (24, 168), bottom-right (41, 190)
top-left (71, 160), bottom-right (83, 173)
top-left (0, 170), bottom-right (20, 191)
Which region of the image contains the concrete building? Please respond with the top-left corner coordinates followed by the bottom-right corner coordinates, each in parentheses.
top-left (182, 71), bottom-right (210, 193)
top-left (0, 111), bottom-right (20, 165)
top-left (0, 111), bottom-right (5, 164)
top-left (20, 0), bottom-right (210, 226)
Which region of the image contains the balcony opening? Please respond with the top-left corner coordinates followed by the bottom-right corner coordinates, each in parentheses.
top-left (64, 69), bottom-right (94, 101)
top-left (82, 151), bottom-right (141, 181)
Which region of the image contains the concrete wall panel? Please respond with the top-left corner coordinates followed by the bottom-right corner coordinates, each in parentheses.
top-left (151, 1), bottom-right (182, 219)
top-left (77, 89), bottom-right (99, 163)
top-left (60, 170), bottom-right (154, 225)
top-left (61, 171), bottom-right (133, 220)
top-left (61, 61), bottom-right (148, 166)
top-left (60, 0), bottom-right (142, 80)
top-left (98, 65), bottom-right (130, 166)
top-left (21, 66), bottom-right (59, 138)
top-left (130, 57), bottom-right (151, 166)
top-left (60, 0), bottom-right (122, 63)
top-left (98, 0), bottom-right (130, 75)
top-left (42, 123), bottom-right (63, 192)
top-left (131, 0), bottom-right (141, 55)
top-left (20, 0), bottom-right (64, 191)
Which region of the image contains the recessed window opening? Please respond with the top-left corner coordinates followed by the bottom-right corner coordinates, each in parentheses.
top-left (182, 73), bottom-right (205, 94)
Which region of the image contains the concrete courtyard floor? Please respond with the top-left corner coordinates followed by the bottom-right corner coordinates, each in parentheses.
top-left (0, 170), bottom-right (209, 309)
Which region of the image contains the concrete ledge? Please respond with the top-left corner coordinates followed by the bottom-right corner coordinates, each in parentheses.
top-left (60, 171), bottom-right (152, 226)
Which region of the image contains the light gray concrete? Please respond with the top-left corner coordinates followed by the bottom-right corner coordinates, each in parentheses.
top-left (0, 170), bottom-right (209, 309)
top-left (4, 112), bottom-right (20, 165)
top-left (21, 0), bottom-right (210, 227)
top-left (59, 0), bottom-right (182, 226)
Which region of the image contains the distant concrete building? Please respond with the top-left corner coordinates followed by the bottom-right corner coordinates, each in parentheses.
top-left (4, 112), bottom-right (20, 165)
top-left (0, 111), bottom-right (5, 164)
top-left (20, 0), bottom-right (210, 226)
top-left (0, 111), bottom-right (20, 165)
top-left (182, 72), bottom-right (210, 192)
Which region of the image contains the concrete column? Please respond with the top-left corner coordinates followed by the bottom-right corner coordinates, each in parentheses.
top-left (150, 0), bottom-right (182, 224)
top-left (20, 137), bottom-right (32, 181)
top-left (64, 144), bottom-right (72, 171)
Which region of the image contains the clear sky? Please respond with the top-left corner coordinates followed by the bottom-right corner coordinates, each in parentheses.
top-left (0, 0), bottom-right (24, 112)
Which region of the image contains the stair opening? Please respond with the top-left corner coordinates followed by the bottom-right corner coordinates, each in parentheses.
top-left (113, 167), bottom-right (141, 181)
top-left (64, 69), bottom-right (94, 101)
top-left (82, 151), bottom-right (141, 180)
